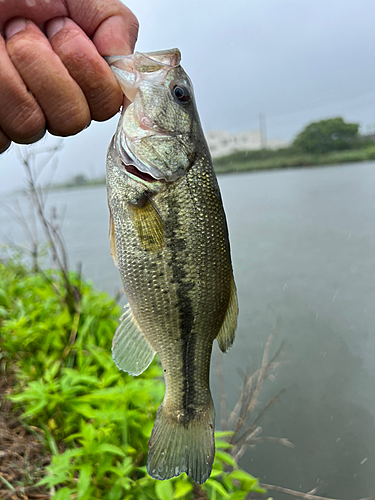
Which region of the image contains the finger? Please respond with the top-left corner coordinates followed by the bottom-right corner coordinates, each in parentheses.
top-left (91, 6), bottom-right (139, 56)
top-left (5, 18), bottom-right (91, 137)
top-left (66, 0), bottom-right (139, 55)
top-left (0, 30), bottom-right (46, 145)
top-left (0, 0), bottom-right (138, 55)
top-left (45, 17), bottom-right (122, 122)
top-left (0, 2), bottom-right (68, 32)
top-left (0, 128), bottom-right (11, 154)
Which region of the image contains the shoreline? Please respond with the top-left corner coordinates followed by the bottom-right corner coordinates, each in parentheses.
top-left (214, 155), bottom-right (375, 176)
top-left (8, 149), bottom-right (373, 194)
top-left (213, 145), bottom-right (375, 175)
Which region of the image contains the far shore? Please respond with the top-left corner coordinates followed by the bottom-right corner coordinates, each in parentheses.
top-left (48, 146), bottom-right (375, 190)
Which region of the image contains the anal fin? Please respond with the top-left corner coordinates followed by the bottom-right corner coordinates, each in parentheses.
top-left (112, 304), bottom-right (156, 376)
top-left (216, 277), bottom-right (239, 353)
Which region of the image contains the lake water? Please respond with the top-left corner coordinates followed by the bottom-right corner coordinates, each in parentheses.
top-left (1, 162), bottom-right (375, 499)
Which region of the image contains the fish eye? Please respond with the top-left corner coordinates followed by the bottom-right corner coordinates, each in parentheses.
top-left (172, 84), bottom-right (191, 104)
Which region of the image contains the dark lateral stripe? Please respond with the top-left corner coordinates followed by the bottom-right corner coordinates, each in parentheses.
top-left (177, 276), bottom-right (195, 421)
top-left (166, 199), bottom-right (196, 422)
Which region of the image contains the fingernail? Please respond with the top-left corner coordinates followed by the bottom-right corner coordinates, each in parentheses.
top-left (45, 17), bottom-right (65, 38)
top-left (5, 18), bottom-right (27, 40)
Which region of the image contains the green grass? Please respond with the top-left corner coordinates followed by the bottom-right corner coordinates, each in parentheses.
top-left (0, 260), bottom-right (267, 500)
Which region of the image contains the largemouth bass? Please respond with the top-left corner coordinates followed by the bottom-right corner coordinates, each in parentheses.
top-left (105, 48), bottom-right (238, 484)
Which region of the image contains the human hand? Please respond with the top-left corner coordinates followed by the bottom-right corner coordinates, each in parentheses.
top-left (0, 0), bottom-right (138, 153)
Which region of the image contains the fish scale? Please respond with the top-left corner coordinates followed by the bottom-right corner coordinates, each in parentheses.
top-left (106, 48), bottom-right (238, 483)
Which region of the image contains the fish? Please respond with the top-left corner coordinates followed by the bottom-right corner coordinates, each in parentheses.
top-left (105, 48), bottom-right (238, 484)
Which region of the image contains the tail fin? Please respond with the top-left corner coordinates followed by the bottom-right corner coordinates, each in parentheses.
top-left (147, 404), bottom-right (215, 484)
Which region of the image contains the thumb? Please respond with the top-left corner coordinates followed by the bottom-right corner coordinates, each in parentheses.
top-left (67, 0), bottom-right (139, 56)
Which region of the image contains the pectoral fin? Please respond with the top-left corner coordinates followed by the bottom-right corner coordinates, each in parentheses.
top-left (112, 304), bottom-right (156, 376)
top-left (216, 277), bottom-right (239, 353)
top-left (109, 211), bottom-right (118, 268)
top-left (129, 197), bottom-right (164, 252)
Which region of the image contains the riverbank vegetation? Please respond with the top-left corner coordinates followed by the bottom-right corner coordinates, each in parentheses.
top-left (213, 144), bottom-right (375, 174)
top-left (2, 257), bottom-right (358, 500)
top-left (54, 174), bottom-right (106, 190)
top-left (0, 259), bottom-right (269, 500)
top-left (214, 118), bottom-right (375, 174)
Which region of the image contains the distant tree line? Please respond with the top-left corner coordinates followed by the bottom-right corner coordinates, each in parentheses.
top-left (57, 174), bottom-right (106, 189)
top-left (213, 116), bottom-right (375, 173)
top-left (292, 117), bottom-right (370, 154)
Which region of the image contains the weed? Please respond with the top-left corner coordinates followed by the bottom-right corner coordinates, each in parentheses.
top-left (0, 261), bottom-right (265, 499)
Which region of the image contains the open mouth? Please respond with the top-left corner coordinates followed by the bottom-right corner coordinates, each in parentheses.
top-left (115, 122), bottom-right (170, 184)
top-left (118, 138), bottom-right (166, 184)
top-left (122, 162), bottom-right (164, 184)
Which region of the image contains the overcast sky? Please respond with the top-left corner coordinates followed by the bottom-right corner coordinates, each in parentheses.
top-left (2, 0), bottom-right (375, 194)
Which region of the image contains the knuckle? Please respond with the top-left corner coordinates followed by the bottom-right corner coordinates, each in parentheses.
top-left (129, 21), bottom-right (139, 48)
top-left (0, 135), bottom-right (11, 154)
top-left (7, 106), bottom-right (46, 143)
top-left (126, 10), bottom-right (139, 32)
top-left (7, 35), bottom-right (39, 67)
top-left (49, 106), bottom-right (91, 137)
top-left (91, 87), bottom-right (122, 122)
top-left (119, 6), bottom-right (139, 47)
top-left (127, 16), bottom-right (139, 47)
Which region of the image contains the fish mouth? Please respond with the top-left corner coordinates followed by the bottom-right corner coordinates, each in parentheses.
top-left (115, 119), bottom-right (184, 184)
top-left (122, 162), bottom-right (164, 184)
top-left (105, 50), bottom-right (181, 102)
top-left (119, 142), bottom-right (166, 184)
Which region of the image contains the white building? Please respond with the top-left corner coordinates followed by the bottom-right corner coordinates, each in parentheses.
top-left (205, 130), bottom-right (288, 158)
